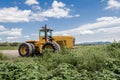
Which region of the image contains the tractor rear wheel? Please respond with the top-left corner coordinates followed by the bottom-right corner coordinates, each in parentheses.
top-left (42, 42), bottom-right (60, 53)
top-left (18, 43), bottom-right (35, 57)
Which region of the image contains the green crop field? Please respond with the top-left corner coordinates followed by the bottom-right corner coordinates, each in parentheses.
top-left (0, 46), bottom-right (18, 50)
top-left (0, 42), bottom-right (120, 80)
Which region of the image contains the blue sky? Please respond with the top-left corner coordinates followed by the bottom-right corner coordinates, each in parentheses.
top-left (0, 0), bottom-right (120, 43)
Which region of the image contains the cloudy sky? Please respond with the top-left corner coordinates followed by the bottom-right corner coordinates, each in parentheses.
top-left (0, 0), bottom-right (120, 43)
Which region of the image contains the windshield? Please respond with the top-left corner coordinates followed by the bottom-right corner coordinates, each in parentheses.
top-left (40, 31), bottom-right (45, 36)
top-left (40, 31), bottom-right (52, 37)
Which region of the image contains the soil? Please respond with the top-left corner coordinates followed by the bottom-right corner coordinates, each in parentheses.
top-left (0, 50), bottom-right (19, 57)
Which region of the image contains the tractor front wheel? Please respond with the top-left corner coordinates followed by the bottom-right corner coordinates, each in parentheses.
top-left (42, 42), bottom-right (60, 53)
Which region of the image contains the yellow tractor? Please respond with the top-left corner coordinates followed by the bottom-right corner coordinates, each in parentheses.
top-left (18, 25), bottom-right (75, 57)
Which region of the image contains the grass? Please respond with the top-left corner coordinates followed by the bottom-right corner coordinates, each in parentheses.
top-left (0, 46), bottom-right (18, 50)
top-left (0, 42), bottom-right (120, 80)
top-left (0, 53), bottom-right (9, 60)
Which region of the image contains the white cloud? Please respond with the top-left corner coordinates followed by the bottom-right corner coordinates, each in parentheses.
top-left (30, 0), bottom-right (79, 21)
top-left (105, 0), bottom-right (120, 9)
top-left (54, 16), bottom-right (120, 35)
top-left (38, 0), bottom-right (80, 18)
top-left (96, 16), bottom-right (118, 21)
top-left (54, 29), bottom-right (94, 36)
top-left (0, 25), bottom-right (23, 42)
top-left (25, 0), bottom-right (39, 6)
top-left (79, 30), bottom-right (94, 35)
top-left (54, 16), bottom-right (120, 43)
top-left (0, 25), bottom-right (6, 30)
top-left (78, 16), bottom-right (120, 30)
top-left (0, 1), bottom-right (79, 23)
top-left (0, 27), bottom-right (22, 36)
top-left (0, 7), bottom-right (31, 22)
top-left (52, 0), bottom-right (65, 8)
top-left (95, 26), bottom-right (120, 34)
top-left (24, 35), bottom-right (30, 39)
top-left (0, 6), bottom-right (47, 22)
top-left (30, 12), bottom-right (47, 21)
top-left (6, 36), bottom-right (19, 40)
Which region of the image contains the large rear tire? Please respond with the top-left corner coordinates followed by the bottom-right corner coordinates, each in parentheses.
top-left (42, 42), bottom-right (60, 53)
top-left (18, 43), bottom-right (34, 57)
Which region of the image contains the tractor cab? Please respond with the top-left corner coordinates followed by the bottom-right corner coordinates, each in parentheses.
top-left (39, 25), bottom-right (53, 42)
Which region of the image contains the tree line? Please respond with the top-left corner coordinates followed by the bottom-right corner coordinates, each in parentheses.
top-left (0, 42), bottom-right (21, 46)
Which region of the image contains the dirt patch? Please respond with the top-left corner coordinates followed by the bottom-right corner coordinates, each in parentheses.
top-left (0, 50), bottom-right (19, 57)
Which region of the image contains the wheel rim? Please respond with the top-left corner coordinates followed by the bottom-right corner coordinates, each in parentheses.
top-left (20, 46), bottom-right (27, 55)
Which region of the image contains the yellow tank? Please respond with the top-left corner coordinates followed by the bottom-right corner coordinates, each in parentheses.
top-left (18, 25), bottom-right (75, 57)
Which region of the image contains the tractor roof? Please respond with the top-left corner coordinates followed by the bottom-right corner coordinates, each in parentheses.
top-left (40, 27), bottom-right (53, 31)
